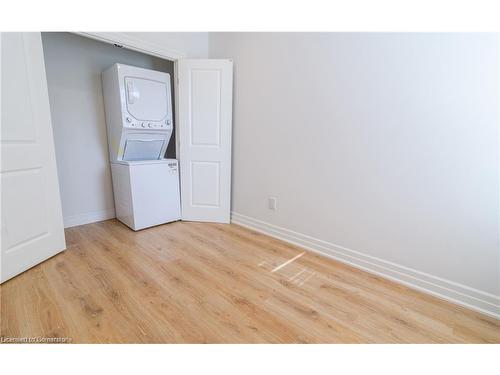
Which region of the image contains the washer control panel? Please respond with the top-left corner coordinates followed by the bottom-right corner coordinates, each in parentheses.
top-left (124, 117), bottom-right (172, 129)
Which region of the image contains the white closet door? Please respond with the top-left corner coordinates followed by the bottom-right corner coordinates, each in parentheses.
top-left (1, 33), bottom-right (66, 283)
top-left (177, 59), bottom-right (233, 223)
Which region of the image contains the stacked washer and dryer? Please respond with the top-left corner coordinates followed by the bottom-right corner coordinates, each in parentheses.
top-left (102, 63), bottom-right (181, 230)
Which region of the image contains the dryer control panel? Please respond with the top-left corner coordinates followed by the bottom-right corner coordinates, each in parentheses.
top-left (123, 117), bottom-right (172, 129)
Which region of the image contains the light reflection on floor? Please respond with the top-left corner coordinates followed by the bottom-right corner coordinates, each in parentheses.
top-left (258, 251), bottom-right (316, 287)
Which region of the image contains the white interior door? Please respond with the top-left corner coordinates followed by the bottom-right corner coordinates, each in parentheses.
top-left (177, 59), bottom-right (233, 223)
top-left (1, 33), bottom-right (66, 283)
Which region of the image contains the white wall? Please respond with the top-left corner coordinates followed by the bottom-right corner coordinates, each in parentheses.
top-left (42, 32), bottom-right (180, 227)
top-left (209, 33), bottom-right (499, 315)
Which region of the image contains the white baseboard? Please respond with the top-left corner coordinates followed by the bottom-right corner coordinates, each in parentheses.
top-left (64, 209), bottom-right (116, 228)
top-left (231, 211), bottom-right (500, 319)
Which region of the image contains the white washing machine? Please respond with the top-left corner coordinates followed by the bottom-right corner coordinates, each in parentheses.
top-left (102, 63), bottom-right (180, 230)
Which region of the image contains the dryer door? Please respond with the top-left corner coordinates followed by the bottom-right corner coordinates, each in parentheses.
top-left (125, 77), bottom-right (169, 121)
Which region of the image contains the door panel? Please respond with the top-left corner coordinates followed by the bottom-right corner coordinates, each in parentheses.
top-left (178, 59), bottom-right (233, 223)
top-left (191, 161), bottom-right (220, 207)
top-left (1, 32), bottom-right (66, 283)
top-left (190, 70), bottom-right (221, 146)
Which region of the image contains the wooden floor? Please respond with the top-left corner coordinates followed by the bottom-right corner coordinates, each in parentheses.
top-left (1, 219), bottom-right (499, 343)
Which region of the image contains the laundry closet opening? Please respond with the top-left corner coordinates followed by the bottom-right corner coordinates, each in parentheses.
top-left (41, 32), bottom-right (176, 228)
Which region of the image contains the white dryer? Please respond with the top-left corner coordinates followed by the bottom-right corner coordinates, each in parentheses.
top-left (102, 63), bottom-right (180, 230)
